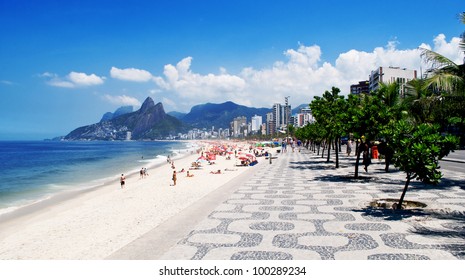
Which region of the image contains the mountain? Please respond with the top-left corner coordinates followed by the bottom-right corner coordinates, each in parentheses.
top-left (167, 111), bottom-right (187, 120)
top-left (181, 101), bottom-right (270, 129)
top-left (65, 97), bottom-right (186, 140)
top-left (100, 106), bottom-right (134, 122)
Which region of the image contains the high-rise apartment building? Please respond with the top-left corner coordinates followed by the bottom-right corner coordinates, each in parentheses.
top-left (266, 112), bottom-right (274, 135)
top-left (294, 107), bottom-right (314, 127)
top-left (272, 102), bottom-right (291, 133)
top-left (230, 116), bottom-right (247, 137)
top-left (369, 66), bottom-right (417, 96)
top-left (350, 80), bottom-right (369, 95)
top-left (251, 115), bottom-right (262, 133)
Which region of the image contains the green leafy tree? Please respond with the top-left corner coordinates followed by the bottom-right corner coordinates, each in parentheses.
top-left (295, 121), bottom-right (325, 153)
top-left (346, 89), bottom-right (398, 178)
top-left (389, 120), bottom-right (458, 209)
top-left (310, 87), bottom-right (347, 168)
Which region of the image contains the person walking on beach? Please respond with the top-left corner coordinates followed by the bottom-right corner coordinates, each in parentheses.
top-left (120, 174), bottom-right (126, 188)
top-left (172, 170), bottom-right (177, 186)
top-left (362, 142), bottom-right (371, 172)
top-left (347, 140), bottom-right (353, 156)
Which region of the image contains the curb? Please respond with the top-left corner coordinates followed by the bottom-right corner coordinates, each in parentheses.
top-left (441, 158), bottom-right (465, 164)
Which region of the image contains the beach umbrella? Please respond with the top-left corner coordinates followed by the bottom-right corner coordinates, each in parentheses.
top-left (196, 155), bottom-right (208, 162)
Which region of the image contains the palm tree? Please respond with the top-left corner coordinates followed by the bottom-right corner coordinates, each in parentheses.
top-left (460, 12), bottom-right (465, 55)
top-left (419, 47), bottom-right (465, 94)
top-left (419, 12), bottom-right (465, 94)
top-left (403, 79), bottom-right (442, 125)
top-left (412, 12), bottom-right (465, 146)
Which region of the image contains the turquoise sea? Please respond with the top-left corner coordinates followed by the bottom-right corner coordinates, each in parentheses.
top-left (0, 140), bottom-right (195, 215)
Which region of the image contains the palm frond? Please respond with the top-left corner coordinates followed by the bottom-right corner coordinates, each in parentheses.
top-left (424, 73), bottom-right (463, 93)
top-left (461, 31), bottom-right (465, 52)
top-left (419, 47), bottom-right (458, 70)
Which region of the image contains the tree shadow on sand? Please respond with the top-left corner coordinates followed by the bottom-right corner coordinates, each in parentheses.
top-left (310, 170), bottom-right (465, 194)
top-left (398, 177), bottom-right (465, 194)
top-left (439, 177), bottom-right (465, 192)
top-left (289, 160), bottom-right (340, 170)
top-left (311, 173), bottom-right (406, 186)
top-left (353, 207), bottom-right (465, 258)
top-left (352, 206), bottom-right (430, 221)
top-left (409, 210), bottom-right (465, 259)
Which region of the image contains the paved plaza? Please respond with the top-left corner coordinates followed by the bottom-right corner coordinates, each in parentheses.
top-left (111, 148), bottom-right (465, 260)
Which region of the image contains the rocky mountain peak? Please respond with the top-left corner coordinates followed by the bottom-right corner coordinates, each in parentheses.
top-left (140, 97), bottom-right (156, 113)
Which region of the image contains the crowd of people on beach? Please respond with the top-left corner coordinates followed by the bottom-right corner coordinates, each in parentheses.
top-left (118, 141), bottom-right (278, 189)
top-left (117, 137), bottom-right (389, 197)
top-left (121, 136), bottom-right (375, 190)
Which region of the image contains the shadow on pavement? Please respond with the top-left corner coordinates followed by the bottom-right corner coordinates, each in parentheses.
top-left (353, 206), bottom-right (429, 221)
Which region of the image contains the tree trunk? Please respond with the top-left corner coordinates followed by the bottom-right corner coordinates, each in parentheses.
top-left (335, 137), bottom-right (339, 168)
top-left (326, 139), bottom-right (331, 162)
top-left (397, 174), bottom-right (412, 210)
top-left (321, 141), bottom-right (325, 158)
top-left (354, 141), bottom-right (360, 179)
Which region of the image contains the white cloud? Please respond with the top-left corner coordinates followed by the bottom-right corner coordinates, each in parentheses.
top-left (68, 72), bottom-right (105, 86)
top-left (153, 57), bottom-right (247, 103)
top-left (161, 97), bottom-right (176, 108)
top-left (43, 71), bottom-right (104, 88)
top-left (110, 67), bottom-right (153, 82)
top-left (150, 34), bottom-right (463, 110)
top-left (420, 33), bottom-right (464, 64)
top-left (102, 94), bottom-right (141, 107)
top-left (48, 79), bottom-right (75, 88)
top-left (40, 34), bottom-right (463, 112)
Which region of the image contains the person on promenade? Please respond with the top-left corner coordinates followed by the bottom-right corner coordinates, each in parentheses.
top-left (362, 142), bottom-right (371, 172)
top-left (347, 140), bottom-right (353, 156)
top-left (120, 174), bottom-right (126, 188)
top-left (172, 170), bottom-right (177, 186)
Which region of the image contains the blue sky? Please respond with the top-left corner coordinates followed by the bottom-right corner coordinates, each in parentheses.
top-left (0, 0), bottom-right (464, 140)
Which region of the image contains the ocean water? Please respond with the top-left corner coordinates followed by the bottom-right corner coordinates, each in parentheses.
top-left (0, 140), bottom-right (195, 215)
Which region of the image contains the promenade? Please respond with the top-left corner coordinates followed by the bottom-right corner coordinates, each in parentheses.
top-left (110, 148), bottom-right (465, 260)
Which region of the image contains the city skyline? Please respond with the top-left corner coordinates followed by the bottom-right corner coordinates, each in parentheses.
top-left (1, 0), bottom-right (464, 140)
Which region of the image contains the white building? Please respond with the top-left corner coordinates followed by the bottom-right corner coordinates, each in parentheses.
top-left (266, 112), bottom-right (274, 135)
top-left (272, 103), bottom-right (291, 133)
top-left (369, 66), bottom-right (417, 96)
top-left (231, 116), bottom-right (247, 137)
top-left (251, 115), bottom-right (262, 132)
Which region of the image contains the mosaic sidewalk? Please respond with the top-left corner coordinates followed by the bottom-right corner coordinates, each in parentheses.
top-left (159, 149), bottom-right (465, 260)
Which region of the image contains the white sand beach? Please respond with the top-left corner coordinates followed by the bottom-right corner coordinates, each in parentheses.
top-left (0, 140), bottom-right (274, 259)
